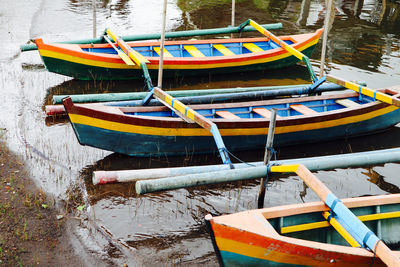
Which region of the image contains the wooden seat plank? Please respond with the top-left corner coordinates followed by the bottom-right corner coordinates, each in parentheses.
top-left (252, 107), bottom-right (277, 118)
top-left (213, 44), bottom-right (235, 56)
top-left (153, 47), bottom-right (174, 57)
top-left (215, 110), bottom-right (240, 119)
top-left (290, 104), bottom-right (318, 115)
top-left (183, 45), bottom-right (205, 57)
top-left (335, 99), bottom-right (361, 108)
top-left (243, 43), bottom-right (264, 53)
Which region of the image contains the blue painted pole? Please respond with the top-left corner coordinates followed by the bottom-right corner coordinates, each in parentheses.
top-left (125, 147), bottom-right (400, 190)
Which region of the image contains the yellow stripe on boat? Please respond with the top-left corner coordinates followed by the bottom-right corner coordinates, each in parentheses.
top-left (243, 43), bottom-right (264, 53)
top-left (39, 49), bottom-right (138, 69)
top-left (213, 44), bottom-right (235, 56)
top-left (322, 211), bottom-right (360, 247)
top-left (184, 45), bottom-right (205, 57)
top-left (38, 38), bottom-right (319, 71)
top-left (281, 211), bottom-right (400, 234)
top-left (153, 47), bottom-right (174, 57)
top-left (68, 105), bottom-right (398, 137)
top-left (214, 236), bottom-right (323, 266)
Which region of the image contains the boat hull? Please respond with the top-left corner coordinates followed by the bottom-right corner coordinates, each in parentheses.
top-left (63, 92), bottom-right (400, 156)
top-left (205, 194), bottom-right (400, 266)
top-left (35, 30), bottom-right (322, 80)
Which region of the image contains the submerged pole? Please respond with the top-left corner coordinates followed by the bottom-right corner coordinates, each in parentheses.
top-left (129, 147), bottom-right (400, 191)
top-left (258, 108), bottom-right (277, 208)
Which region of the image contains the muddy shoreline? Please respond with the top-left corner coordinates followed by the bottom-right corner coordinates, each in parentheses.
top-left (0, 135), bottom-right (85, 266)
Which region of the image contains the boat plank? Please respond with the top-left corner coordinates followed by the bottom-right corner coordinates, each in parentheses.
top-left (213, 44), bottom-right (235, 56)
top-left (252, 107), bottom-right (281, 118)
top-left (184, 45), bottom-right (205, 57)
top-left (336, 99), bottom-right (361, 108)
top-left (215, 110), bottom-right (240, 119)
top-left (243, 43), bottom-right (264, 53)
top-left (290, 104), bottom-right (318, 115)
top-left (153, 47), bottom-right (174, 57)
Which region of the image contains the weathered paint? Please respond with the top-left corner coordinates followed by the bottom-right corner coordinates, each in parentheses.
top-left (62, 89), bottom-right (400, 156)
top-left (35, 30), bottom-right (322, 80)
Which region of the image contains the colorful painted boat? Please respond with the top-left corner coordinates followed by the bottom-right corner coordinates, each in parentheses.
top-left (34, 29), bottom-right (322, 80)
top-left (205, 194), bottom-right (400, 266)
top-left (62, 86), bottom-right (400, 156)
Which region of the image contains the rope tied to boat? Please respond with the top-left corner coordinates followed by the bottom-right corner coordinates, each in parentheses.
top-left (363, 230), bottom-right (375, 250)
top-left (265, 146), bottom-right (277, 162)
top-left (218, 147), bottom-right (234, 169)
top-left (326, 198), bottom-right (341, 222)
top-left (226, 149), bottom-right (257, 167)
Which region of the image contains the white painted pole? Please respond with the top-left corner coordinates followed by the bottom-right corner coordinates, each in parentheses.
top-left (92, 0), bottom-right (97, 38)
top-left (231, 0), bottom-right (235, 38)
top-left (157, 0), bottom-right (168, 88)
top-left (231, 0), bottom-right (235, 27)
top-left (319, 0), bottom-right (333, 78)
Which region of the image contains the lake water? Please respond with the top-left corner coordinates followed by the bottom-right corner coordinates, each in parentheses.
top-left (1, 0), bottom-right (400, 265)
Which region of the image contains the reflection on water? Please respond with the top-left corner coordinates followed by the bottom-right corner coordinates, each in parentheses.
top-left (3, 0), bottom-right (400, 264)
top-left (362, 167), bottom-right (400, 193)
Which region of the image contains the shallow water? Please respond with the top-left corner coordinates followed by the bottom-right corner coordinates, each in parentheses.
top-left (1, 0), bottom-right (400, 265)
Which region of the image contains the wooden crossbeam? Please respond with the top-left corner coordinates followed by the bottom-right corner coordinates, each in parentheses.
top-left (290, 104), bottom-right (318, 115)
top-left (106, 28), bottom-right (150, 67)
top-left (244, 19), bottom-right (317, 81)
top-left (153, 47), bottom-right (174, 57)
top-left (252, 107), bottom-right (278, 118)
top-left (281, 211), bottom-right (400, 234)
top-left (184, 45), bottom-right (205, 57)
top-left (213, 44), bottom-right (235, 56)
top-left (335, 99), bottom-right (361, 108)
top-left (327, 75), bottom-right (400, 107)
top-left (243, 43), bottom-right (264, 53)
top-left (215, 110), bottom-right (240, 119)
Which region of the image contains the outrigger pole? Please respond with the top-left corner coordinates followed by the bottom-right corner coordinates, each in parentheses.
top-left (20, 23), bottom-right (283, 52)
top-left (103, 27), bottom-right (234, 168)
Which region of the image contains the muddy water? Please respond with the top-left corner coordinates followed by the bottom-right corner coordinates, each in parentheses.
top-left (1, 0), bottom-right (400, 265)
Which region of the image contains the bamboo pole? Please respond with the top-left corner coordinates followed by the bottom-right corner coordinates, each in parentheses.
top-left (157, 0), bottom-right (168, 88)
top-left (258, 109), bottom-right (277, 208)
top-left (319, 0), bottom-right (333, 78)
top-left (47, 82), bottom-right (362, 116)
top-left (132, 147), bottom-right (400, 190)
top-left (20, 23), bottom-right (283, 52)
top-left (92, 0), bottom-right (97, 38)
top-left (52, 82), bottom-right (362, 105)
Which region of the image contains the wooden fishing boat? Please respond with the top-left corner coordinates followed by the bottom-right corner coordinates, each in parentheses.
top-left (34, 29), bottom-right (322, 80)
top-left (205, 194), bottom-right (400, 266)
top-left (62, 85), bottom-right (400, 156)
